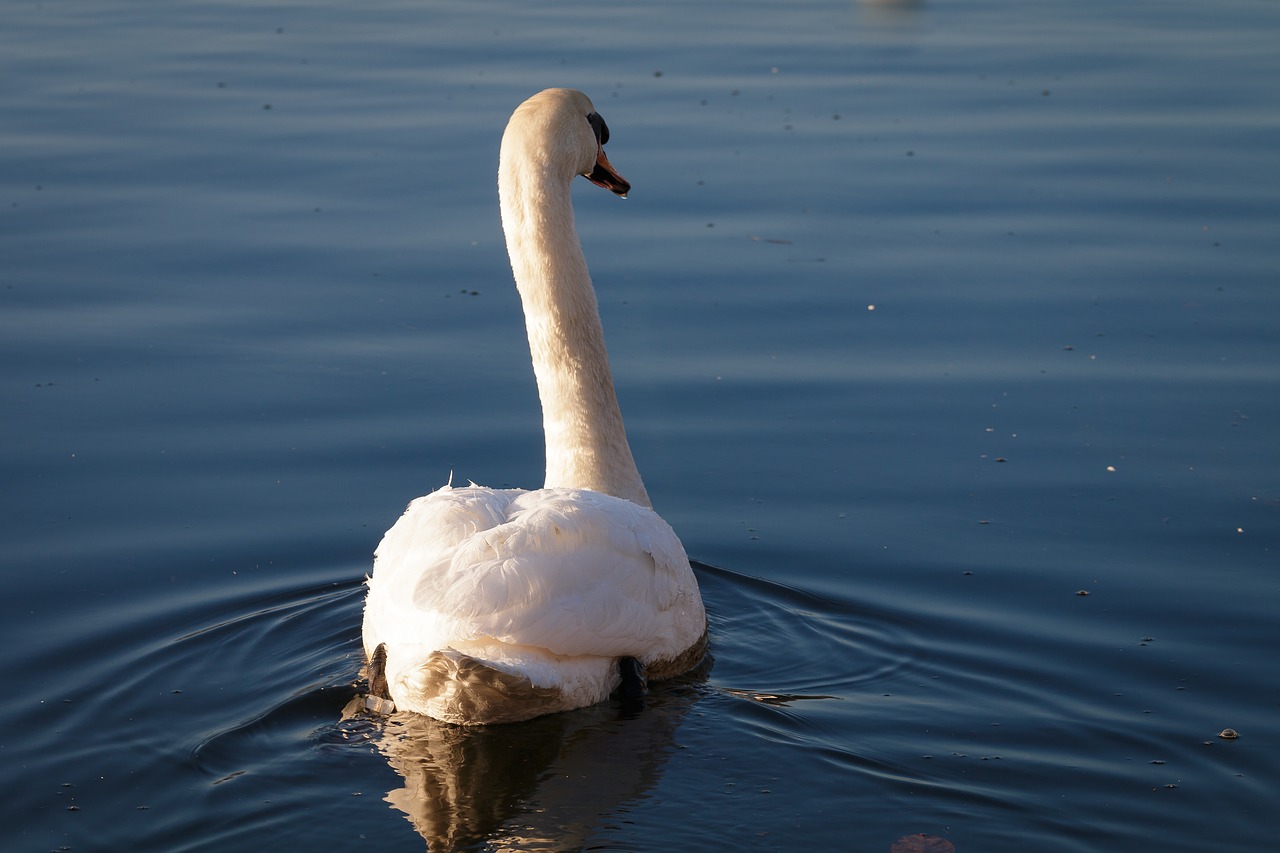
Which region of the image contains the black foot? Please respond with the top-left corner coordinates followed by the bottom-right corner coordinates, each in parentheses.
top-left (618, 656), bottom-right (648, 710)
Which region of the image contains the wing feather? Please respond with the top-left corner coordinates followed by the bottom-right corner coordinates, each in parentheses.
top-left (364, 485), bottom-right (702, 662)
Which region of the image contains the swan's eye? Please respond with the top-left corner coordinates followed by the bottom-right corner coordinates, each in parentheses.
top-left (587, 112), bottom-right (610, 146)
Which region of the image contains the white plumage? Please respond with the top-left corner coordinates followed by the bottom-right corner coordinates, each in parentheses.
top-left (363, 486), bottom-right (704, 723)
top-left (361, 89), bottom-right (707, 724)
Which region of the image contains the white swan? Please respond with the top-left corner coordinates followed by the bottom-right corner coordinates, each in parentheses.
top-left (361, 88), bottom-right (707, 725)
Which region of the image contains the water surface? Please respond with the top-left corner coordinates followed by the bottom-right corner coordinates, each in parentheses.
top-left (3, 0), bottom-right (1278, 850)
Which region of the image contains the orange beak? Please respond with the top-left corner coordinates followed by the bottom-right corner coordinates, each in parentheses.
top-left (584, 147), bottom-right (630, 198)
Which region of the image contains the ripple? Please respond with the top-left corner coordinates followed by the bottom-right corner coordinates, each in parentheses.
top-left (694, 560), bottom-right (918, 699)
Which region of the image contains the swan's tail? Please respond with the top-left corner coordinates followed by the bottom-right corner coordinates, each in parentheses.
top-left (417, 647), bottom-right (563, 725)
top-left (427, 645), bottom-right (558, 712)
top-left (366, 643), bottom-right (565, 725)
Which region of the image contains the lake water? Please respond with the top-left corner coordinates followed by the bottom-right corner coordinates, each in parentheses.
top-left (3, 0), bottom-right (1278, 850)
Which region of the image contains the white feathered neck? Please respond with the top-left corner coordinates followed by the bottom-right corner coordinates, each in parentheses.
top-left (497, 89), bottom-right (651, 508)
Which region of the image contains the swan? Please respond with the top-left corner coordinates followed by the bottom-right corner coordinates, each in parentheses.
top-left (361, 88), bottom-right (708, 725)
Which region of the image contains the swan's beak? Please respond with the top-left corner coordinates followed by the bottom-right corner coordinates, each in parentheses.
top-left (585, 148), bottom-right (630, 198)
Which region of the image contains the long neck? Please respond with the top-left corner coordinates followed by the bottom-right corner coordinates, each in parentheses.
top-left (499, 159), bottom-right (651, 508)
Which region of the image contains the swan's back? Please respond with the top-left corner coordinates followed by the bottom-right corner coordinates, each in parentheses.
top-left (362, 486), bottom-right (706, 724)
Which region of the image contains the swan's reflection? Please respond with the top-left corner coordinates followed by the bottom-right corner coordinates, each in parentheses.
top-left (369, 677), bottom-right (704, 851)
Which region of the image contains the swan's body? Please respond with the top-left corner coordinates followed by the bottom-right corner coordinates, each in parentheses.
top-left (361, 89), bottom-right (707, 725)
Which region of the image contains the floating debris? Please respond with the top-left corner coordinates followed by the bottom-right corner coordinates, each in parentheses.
top-left (1218, 728), bottom-right (1240, 740)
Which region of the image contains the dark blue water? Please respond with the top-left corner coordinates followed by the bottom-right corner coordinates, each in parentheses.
top-left (4, 1), bottom-right (1278, 850)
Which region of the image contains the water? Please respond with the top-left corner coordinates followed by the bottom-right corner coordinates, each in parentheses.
top-left (3, 0), bottom-right (1278, 850)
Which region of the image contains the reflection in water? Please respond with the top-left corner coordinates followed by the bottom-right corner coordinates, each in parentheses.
top-left (362, 676), bottom-right (705, 851)
top-left (855, 0), bottom-right (926, 31)
top-left (717, 687), bottom-right (838, 706)
top-left (347, 561), bottom-right (895, 849)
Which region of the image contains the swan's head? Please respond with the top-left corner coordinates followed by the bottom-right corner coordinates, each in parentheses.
top-left (502, 88), bottom-right (630, 198)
